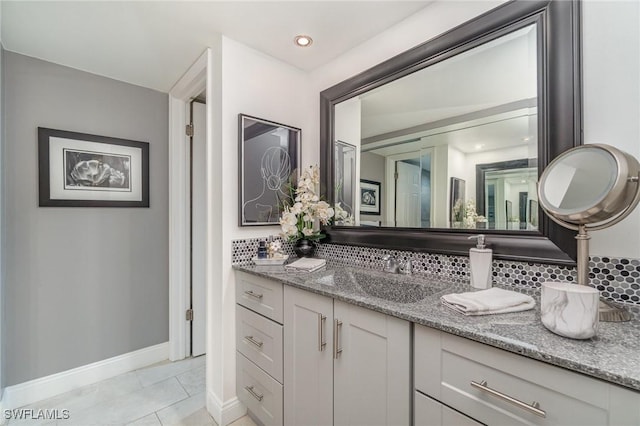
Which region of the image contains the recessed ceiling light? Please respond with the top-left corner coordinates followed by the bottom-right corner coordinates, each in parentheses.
top-left (522, 136), bottom-right (531, 142)
top-left (294, 35), bottom-right (313, 47)
top-left (475, 144), bottom-right (485, 150)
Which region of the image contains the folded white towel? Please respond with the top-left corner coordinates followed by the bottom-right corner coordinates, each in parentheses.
top-left (441, 288), bottom-right (535, 316)
top-left (285, 257), bottom-right (326, 273)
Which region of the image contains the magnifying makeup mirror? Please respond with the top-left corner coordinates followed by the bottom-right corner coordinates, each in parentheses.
top-left (538, 144), bottom-right (640, 322)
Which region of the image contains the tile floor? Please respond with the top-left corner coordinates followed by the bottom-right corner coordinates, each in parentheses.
top-left (10, 357), bottom-right (256, 426)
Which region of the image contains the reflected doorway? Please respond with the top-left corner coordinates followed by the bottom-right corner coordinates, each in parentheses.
top-left (393, 150), bottom-right (432, 228)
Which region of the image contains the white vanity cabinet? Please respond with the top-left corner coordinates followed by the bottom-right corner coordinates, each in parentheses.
top-left (284, 285), bottom-right (411, 426)
top-left (283, 285), bottom-right (334, 426)
top-left (414, 324), bottom-right (640, 426)
top-left (235, 272), bottom-right (284, 426)
top-left (333, 299), bottom-right (411, 426)
top-left (236, 270), bottom-right (640, 426)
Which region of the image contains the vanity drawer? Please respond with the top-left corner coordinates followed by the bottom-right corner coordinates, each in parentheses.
top-left (236, 271), bottom-right (283, 324)
top-left (236, 304), bottom-right (283, 383)
top-left (439, 332), bottom-right (609, 425)
top-left (237, 352), bottom-right (283, 426)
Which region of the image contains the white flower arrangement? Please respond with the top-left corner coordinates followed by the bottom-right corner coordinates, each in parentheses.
top-left (333, 202), bottom-right (354, 225)
top-left (452, 198), bottom-right (486, 229)
top-left (267, 240), bottom-right (284, 258)
top-left (280, 165), bottom-right (335, 242)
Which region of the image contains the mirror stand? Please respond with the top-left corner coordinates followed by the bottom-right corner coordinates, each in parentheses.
top-left (539, 144), bottom-right (640, 322)
top-left (543, 218), bottom-right (635, 321)
top-left (574, 223), bottom-right (632, 322)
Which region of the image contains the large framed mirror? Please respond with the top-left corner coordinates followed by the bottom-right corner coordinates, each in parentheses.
top-left (320, 0), bottom-right (581, 264)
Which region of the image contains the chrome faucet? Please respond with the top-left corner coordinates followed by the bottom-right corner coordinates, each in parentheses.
top-left (382, 254), bottom-right (400, 273)
top-left (382, 255), bottom-right (413, 275)
top-left (400, 259), bottom-right (413, 275)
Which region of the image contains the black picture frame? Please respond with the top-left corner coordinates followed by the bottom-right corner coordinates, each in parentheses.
top-left (360, 179), bottom-right (381, 215)
top-left (38, 127), bottom-right (149, 207)
top-left (238, 114), bottom-right (301, 226)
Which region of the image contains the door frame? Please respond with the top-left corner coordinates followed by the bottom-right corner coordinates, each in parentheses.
top-left (168, 51), bottom-right (208, 361)
top-left (385, 150), bottom-right (432, 228)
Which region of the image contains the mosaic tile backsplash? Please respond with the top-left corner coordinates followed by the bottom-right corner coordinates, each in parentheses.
top-left (232, 237), bottom-right (640, 306)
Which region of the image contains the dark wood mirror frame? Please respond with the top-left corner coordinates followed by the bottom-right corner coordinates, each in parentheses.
top-left (320, 0), bottom-right (581, 265)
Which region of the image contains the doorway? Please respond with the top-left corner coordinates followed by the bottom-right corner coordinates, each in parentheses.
top-left (395, 160), bottom-right (421, 227)
top-left (391, 150), bottom-right (432, 228)
top-left (168, 50), bottom-right (208, 362)
top-left (189, 98), bottom-right (206, 357)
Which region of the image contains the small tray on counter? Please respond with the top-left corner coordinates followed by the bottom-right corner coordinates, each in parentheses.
top-left (252, 255), bottom-right (289, 266)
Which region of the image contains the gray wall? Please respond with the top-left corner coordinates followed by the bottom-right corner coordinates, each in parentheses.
top-left (2, 51), bottom-right (169, 386)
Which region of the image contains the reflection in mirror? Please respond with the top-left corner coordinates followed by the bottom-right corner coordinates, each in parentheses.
top-left (334, 140), bottom-right (357, 225)
top-left (334, 24), bottom-right (538, 231)
top-left (541, 148), bottom-right (617, 214)
top-left (476, 159), bottom-right (538, 230)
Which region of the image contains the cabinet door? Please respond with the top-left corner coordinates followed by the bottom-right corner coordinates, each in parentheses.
top-left (333, 300), bottom-right (410, 426)
top-left (283, 286), bottom-right (333, 426)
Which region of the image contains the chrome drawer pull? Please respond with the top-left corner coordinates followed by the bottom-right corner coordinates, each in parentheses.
top-left (244, 290), bottom-right (263, 300)
top-left (471, 380), bottom-right (546, 418)
top-left (244, 335), bottom-right (263, 348)
top-left (318, 313), bottom-right (327, 352)
top-left (334, 319), bottom-right (343, 359)
top-left (245, 385), bottom-right (264, 402)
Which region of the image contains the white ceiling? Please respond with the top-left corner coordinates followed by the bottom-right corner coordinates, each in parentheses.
top-left (1, 1), bottom-right (431, 92)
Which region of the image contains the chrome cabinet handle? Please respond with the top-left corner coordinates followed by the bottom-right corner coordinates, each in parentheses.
top-left (244, 335), bottom-right (263, 349)
top-left (471, 380), bottom-right (546, 418)
top-left (244, 290), bottom-right (263, 300)
top-left (333, 319), bottom-right (343, 359)
top-left (245, 385), bottom-right (264, 402)
top-left (318, 313), bottom-right (327, 352)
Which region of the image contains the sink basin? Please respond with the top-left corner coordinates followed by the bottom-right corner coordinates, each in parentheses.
top-left (348, 269), bottom-right (447, 303)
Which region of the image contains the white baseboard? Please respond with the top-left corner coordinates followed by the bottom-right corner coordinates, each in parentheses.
top-left (0, 392), bottom-right (6, 426)
top-left (207, 390), bottom-right (246, 426)
top-left (3, 342), bottom-right (169, 410)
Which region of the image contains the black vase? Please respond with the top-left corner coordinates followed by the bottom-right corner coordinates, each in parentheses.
top-left (294, 239), bottom-right (316, 258)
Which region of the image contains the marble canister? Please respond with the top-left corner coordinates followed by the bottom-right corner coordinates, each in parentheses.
top-left (541, 282), bottom-right (599, 339)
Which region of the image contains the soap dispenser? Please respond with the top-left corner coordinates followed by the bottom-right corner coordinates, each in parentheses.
top-left (467, 235), bottom-right (492, 289)
top-left (257, 241), bottom-right (268, 259)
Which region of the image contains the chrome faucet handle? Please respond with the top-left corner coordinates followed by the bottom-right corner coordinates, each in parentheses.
top-left (400, 259), bottom-right (413, 275)
top-left (382, 254), bottom-right (400, 273)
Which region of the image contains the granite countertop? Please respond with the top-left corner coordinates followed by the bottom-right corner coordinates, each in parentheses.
top-left (235, 263), bottom-right (640, 392)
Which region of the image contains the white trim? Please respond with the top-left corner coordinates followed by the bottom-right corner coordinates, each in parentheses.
top-left (168, 50), bottom-right (208, 361)
top-left (207, 389), bottom-right (246, 426)
top-left (0, 394), bottom-right (5, 426)
top-left (3, 342), bottom-right (168, 410)
top-left (170, 52), bottom-right (207, 100)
